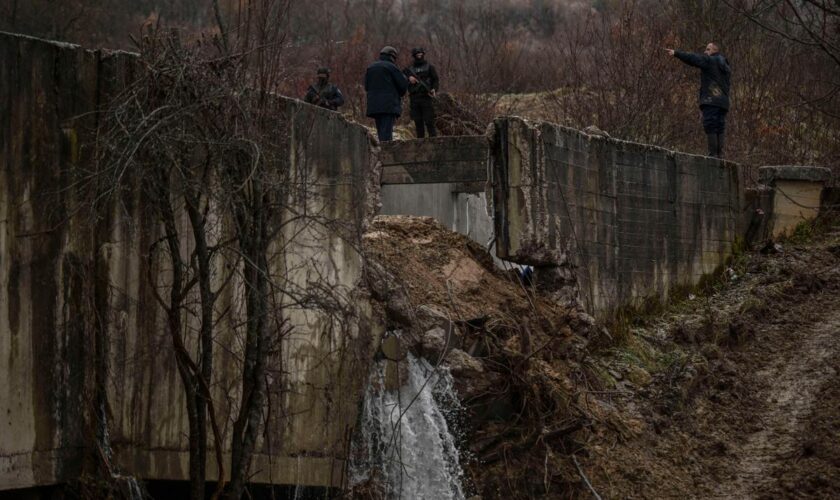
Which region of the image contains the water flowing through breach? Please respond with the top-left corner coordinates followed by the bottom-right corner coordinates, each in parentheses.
top-left (350, 352), bottom-right (466, 500)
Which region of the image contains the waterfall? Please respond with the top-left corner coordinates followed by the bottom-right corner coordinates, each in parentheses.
top-left (350, 353), bottom-right (466, 500)
top-left (125, 476), bottom-right (143, 500)
top-left (112, 474), bottom-right (143, 500)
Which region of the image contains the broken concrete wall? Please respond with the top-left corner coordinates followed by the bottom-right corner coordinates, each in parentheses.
top-left (379, 136), bottom-right (488, 187)
top-left (0, 31), bottom-right (381, 490)
top-left (491, 117), bottom-right (743, 318)
top-left (757, 166), bottom-right (832, 238)
top-left (379, 135), bottom-right (499, 254)
top-left (380, 184), bottom-right (496, 249)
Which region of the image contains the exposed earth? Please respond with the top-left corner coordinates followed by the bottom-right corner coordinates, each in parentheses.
top-left (363, 214), bottom-right (840, 499)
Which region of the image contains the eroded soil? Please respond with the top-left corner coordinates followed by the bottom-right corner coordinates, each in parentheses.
top-left (363, 214), bottom-right (840, 499)
top-left (583, 224), bottom-right (840, 499)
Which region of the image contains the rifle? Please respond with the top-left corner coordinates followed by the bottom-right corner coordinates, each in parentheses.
top-left (307, 85), bottom-right (324, 106)
top-left (405, 66), bottom-right (437, 99)
top-left (307, 84), bottom-right (331, 108)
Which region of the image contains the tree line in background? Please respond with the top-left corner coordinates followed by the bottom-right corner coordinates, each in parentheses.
top-left (3, 0), bottom-right (837, 172)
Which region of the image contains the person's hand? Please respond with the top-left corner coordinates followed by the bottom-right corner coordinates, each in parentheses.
top-left (429, 89), bottom-right (436, 97)
top-left (664, 48), bottom-right (675, 56)
top-left (408, 76), bottom-right (418, 84)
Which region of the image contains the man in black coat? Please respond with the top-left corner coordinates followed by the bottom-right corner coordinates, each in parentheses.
top-left (666, 42), bottom-right (732, 158)
top-left (403, 47), bottom-right (440, 138)
top-left (365, 46), bottom-right (408, 142)
top-left (304, 67), bottom-right (345, 111)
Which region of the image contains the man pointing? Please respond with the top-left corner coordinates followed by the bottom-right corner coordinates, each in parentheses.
top-left (666, 42), bottom-right (732, 158)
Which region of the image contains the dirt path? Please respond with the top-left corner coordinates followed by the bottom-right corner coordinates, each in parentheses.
top-left (586, 226), bottom-right (840, 499)
top-left (714, 309), bottom-right (840, 498)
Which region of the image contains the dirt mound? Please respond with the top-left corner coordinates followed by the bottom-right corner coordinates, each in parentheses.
top-left (363, 214), bottom-right (840, 499)
top-left (365, 215), bottom-right (533, 319)
top-left (364, 215), bottom-right (601, 497)
top-left (395, 93), bottom-right (486, 139)
top-left (434, 92), bottom-right (486, 136)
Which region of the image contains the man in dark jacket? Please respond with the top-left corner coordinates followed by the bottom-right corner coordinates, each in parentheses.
top-left (403, 47), bottom-right (440, 138)
top-left (667, 42), bottom-right (731, 158)
top-left (304, 67), bottom-right (345, 111)
top-left (365, 46), bottom-right (408, 142)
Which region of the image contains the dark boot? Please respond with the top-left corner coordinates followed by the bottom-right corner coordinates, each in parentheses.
top-left (426, 118), bottom-right (437, 137)
top-left (717, 133), bottom-right (725, 158)
top-left (707, 133), bottom-right (719, 158)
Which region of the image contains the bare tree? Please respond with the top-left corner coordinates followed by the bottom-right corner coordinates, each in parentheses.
top-left (83, 2), bottom-right (359, 498)
top-left (725, 0), bottom-right (840, 119)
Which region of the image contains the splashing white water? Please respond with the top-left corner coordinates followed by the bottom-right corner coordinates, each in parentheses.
top-left (351, 353), bottom-right (466, 500)
top-left (126, 476), bottom-right (143, 500)
top-left (112, 474), bottom-right (143, 500)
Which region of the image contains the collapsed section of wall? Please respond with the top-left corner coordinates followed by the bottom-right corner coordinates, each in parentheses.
top-left (0, 31), bottom-right (381, 490)
top-left (491, 117), bottom-right (743, 318)
top-left (379, 136), bottom-right (497, 251)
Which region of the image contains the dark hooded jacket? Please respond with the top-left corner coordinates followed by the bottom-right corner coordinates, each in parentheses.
top-left (675, 51), bottom-right (731, 110)
top-left (364, 54), bottom-right (409, 117)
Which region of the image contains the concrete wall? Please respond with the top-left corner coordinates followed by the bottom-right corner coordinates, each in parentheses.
top-left (490, 117), bottom-right (744, 318)
top-left (0, 32), bottom-right (381, 490)
top-left (380, 185), bottom-right (496, 248)
top-left (757, 165), bottom-right (832, 238)
top-left (379, 136), bottom-right (488, 187)
top-left (379, 136), bottom-right (501, 260)
top-left (378, 122), bottom-right (752, 310)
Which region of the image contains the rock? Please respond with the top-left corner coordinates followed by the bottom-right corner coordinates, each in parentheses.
top-left (364, 259), bottom-right (414, 327)
top-left (568, 309), bottom-right (596, 336)
top-left (578, 312), bottom-right (596, 326)
top-left (380, 333), bottom-right (409, 390)
top-left (380, 333), bottom-right (406, 361)
top-left (583, 124), bottom-right (610, 138)
top-left (760, 240), bottom-right (784, 254)
top-left (419, 327), bottom-right (451, 361)
top-left (415, 304), bottom-right (456, 335)
top-left (447, 352), bottom-right (500, 404)
top-left (626, 365), bottom-right (652, 386)
top-left (445, 348), bottom-right (484, 375)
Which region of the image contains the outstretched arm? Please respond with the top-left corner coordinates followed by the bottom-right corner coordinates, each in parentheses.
top-left (668, 49), bottom-right (711, 68)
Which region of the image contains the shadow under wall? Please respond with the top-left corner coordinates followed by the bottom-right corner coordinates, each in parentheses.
top-left (0, 482), bottom-right (337, 500)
